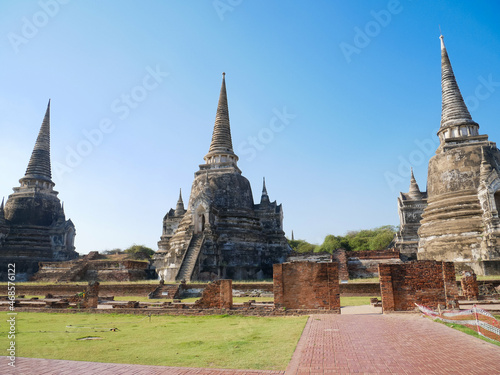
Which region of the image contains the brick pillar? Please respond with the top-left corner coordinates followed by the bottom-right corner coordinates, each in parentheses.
top-left (442, 262), bottom-right (459, 309)
top-left (273, 263), bottom-right (284, 308)
top-left (378, 264), bottom-right (394, 312)
top-left (194, 279), bottom-right (233, 309)
top-left (273, 262), bottom-right (340, 312)
top-left (460, 271), bottom-right (479, 301)
top-left (219, 279), bottom-right (233, 309)
top-left (332, 249), bottom-right (349, 282)
top-left (84, 281), bottom-right (99, 308)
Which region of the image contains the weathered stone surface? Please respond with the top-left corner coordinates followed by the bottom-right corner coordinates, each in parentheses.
top-left (395, 170), bottom-right (427, 261)
top-left (396, 37), bottom-right (500, 274)
top-left (154, 75), bottom-right (289, 281)
top-left (0, 101), bottom-right (77, 281)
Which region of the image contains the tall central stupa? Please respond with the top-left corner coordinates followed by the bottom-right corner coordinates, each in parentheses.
top-left (154, 74), bottom-right (290, 281)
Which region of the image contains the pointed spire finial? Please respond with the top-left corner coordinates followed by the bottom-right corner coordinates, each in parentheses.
top-left (23, 100), bottom-right (53, 182)
top-left (260, 177), bottom-right (270, 205)
top-left (207, 73), bottom-right (235, 155)
top-left (439, 35), bottom-right (478, 133)
top-left (408, 168), bottom-right (422, 199)
top-left (175, 188), bottom-right (185, 215)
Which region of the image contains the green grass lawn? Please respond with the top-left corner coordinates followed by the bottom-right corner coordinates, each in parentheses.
top-left (0, 312), bottom-right (306, 370)
top-left (340, 296), bottom-right (377, 306)
top-left (348, 277), bottom-right (379, 283)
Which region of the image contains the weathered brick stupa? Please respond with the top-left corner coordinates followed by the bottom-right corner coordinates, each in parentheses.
top-left (0, 101), bottom-right (78, 281)
top-left (397, 36), bottom-right (500, 275)
top-left (154, 74), bottom-right (289, 281)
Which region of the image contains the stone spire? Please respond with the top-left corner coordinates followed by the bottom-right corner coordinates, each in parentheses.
top-left (408, 168), bottom-right (423, 200)
top-left (291, 230), bottom-right (294, 241)
top-left (209, 73), bottom-right (234, 154)
top-left (203, 73), bottom-right (239, 170)
top-left (260, 177), bottom-right (270, 205)
top-left (175, 189), bottom-right (185, 215)
top-left (0, 198), bottom-right (5, 222)
top-left (438, 36), bottom-right (479, 140)
top-left (23, 100), bottom-right (53, 183)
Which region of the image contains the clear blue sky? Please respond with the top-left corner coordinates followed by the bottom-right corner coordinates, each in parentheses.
top-left (1, 1), bottom-right (499, 253)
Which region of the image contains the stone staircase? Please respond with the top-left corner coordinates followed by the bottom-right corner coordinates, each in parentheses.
top-left (148, 284), bottom-right (181, 299)
top-left (176, 233), bottom-right (204, 282)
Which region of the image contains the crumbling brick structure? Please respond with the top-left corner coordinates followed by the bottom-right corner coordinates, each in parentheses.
top-left (332, 249), bottom-right (349, 282)
top-left (194, 279), bottom-right (232, 309)
top-left (273, 262), bottom-right (340, 312)
top-left (461, 271), bottom-right (479, 300)
top-left (379, 260), bottom-right (458, 312)
top-left (84, 281), bottom-right (99, 308)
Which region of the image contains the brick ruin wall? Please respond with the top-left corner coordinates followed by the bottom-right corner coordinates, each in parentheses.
top-left (194, 280), bottom-right (233, 309)
top-left (379, 260), bottom-right (459, 312)
top-left (346, 249), bottom-right (401, 279)
top-left (273, 262), bottom-right (340, 312)
top-left (13, 281), bottom-right (381, 299)
top-left (288, 249), bottom-right (401, 280)
top-left (346, 249), bottom-right (400, 260)
top-left (331, 249), bottom-right (349, 281)
top-left (461, 271), bottom-right (479, 300)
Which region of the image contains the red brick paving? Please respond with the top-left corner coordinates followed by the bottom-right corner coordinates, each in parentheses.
top-left (0, 357), bottom-right (284, 375)
top-left (286, 314), bottom-right (500, 374)
top-left (2, 313), bottom-right (500, 375)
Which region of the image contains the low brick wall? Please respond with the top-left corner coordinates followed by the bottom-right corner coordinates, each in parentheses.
top-left (340, 283), bottom-right (381, 296)
top-left (273, 262), bottom-right (340, 312)
top-left (379, 261), bottom-right (459, 312)
top-left (13, 284), bottom-right (158, 297)
top-left (346, 249), bottom-right (400, 260)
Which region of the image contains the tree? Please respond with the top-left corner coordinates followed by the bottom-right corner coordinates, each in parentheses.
top-left (124, 245), bottom-right (155, 260)
top-left (316, 235), bottom-right (350, 253)
top-left (317, 225), bottom-right (397, 253)
top-left (288, 239), bottom-right (317, 253)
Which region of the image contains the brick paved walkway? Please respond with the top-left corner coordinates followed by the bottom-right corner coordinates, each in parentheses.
top-left (0, 357), bottom-right (284, 375)
top-left (2, 313), bottom-right (500, 374)
top-left (286, 314), bottom-right (500, 374)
